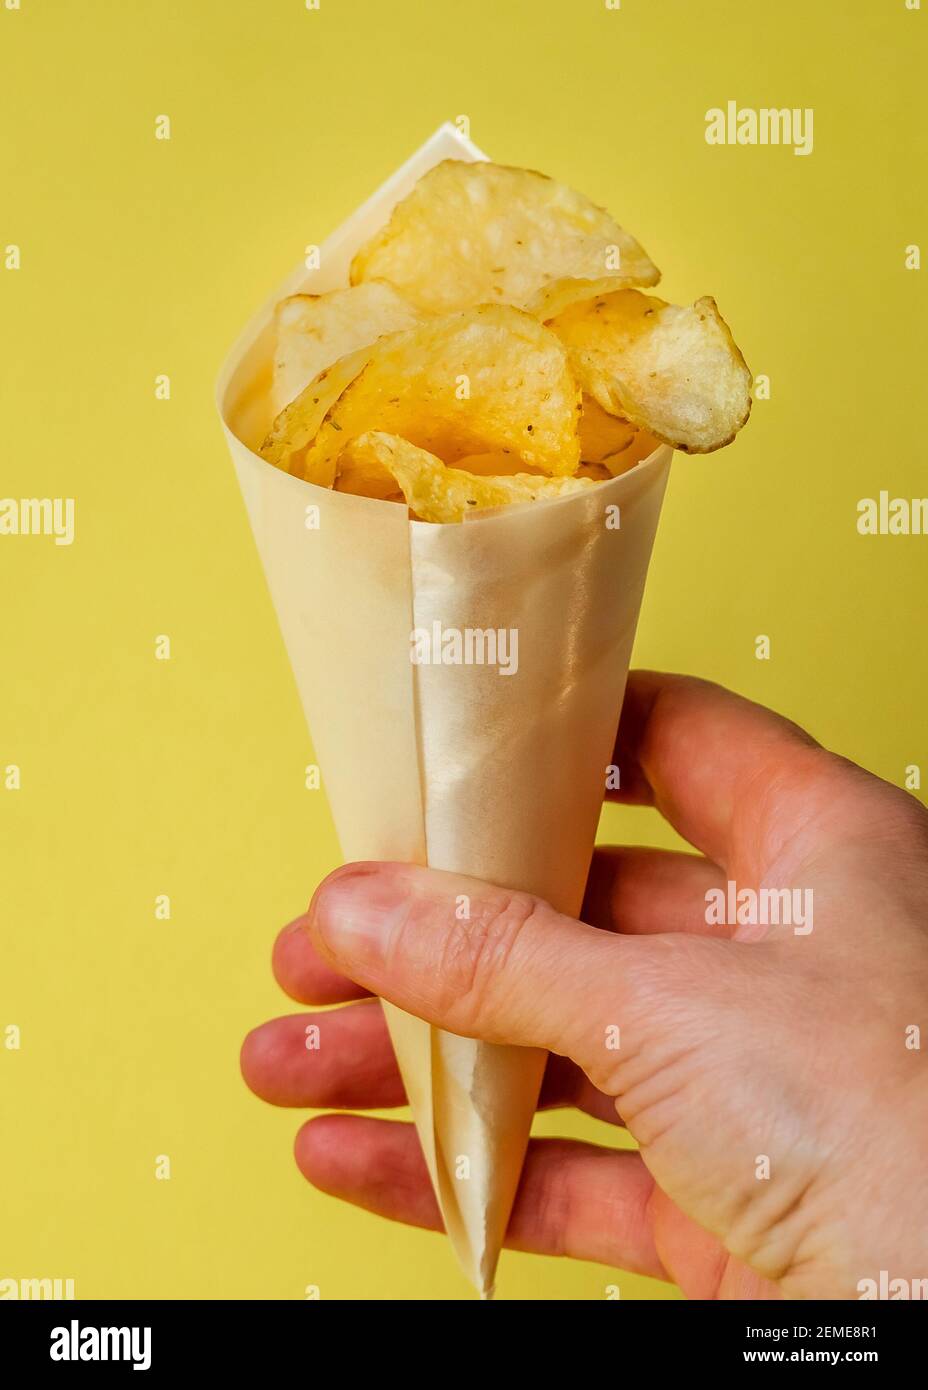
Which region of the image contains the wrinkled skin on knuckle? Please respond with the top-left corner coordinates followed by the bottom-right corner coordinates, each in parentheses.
top-left (582, 934), bottom-right (723, 1099)
top-left (431, 889), bottom-right (541, 1037)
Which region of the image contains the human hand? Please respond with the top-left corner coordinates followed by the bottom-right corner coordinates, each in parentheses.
top-left (242, 672), bottom-right (928, 1299)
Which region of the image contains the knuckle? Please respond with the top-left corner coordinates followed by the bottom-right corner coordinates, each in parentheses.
top-left (433, 890), bottom-right (541, 1035)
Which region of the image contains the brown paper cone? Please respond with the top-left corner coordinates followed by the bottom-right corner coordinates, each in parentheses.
top-left (217, 124), bottom-right (672, 1296)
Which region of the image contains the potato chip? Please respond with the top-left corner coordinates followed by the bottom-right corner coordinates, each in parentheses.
top-left (350, 160), bottom-right (659, 314)
top-left (550, 289), bottom-right (752, 453)
top-left (574, 461), bottom-right (614, 481)
top-left (526, 274), bottom-right (638, 324)
top-left (337, 432), bottom-right (594, 524)
top-left (333, 441), bottom-right (406, 502)
top-left (453, 452), bottom-right (545, 477)
top-left (272, 281), bottom-right (422, 416)
top-left (579, 427), bottom-right (660, 480)
top-left (260, 345), bottom-right (375, 476)
top-left (578, 395), bottom-right (637, 463)
top-left (264, 304), bottom-right (582, 485)
top-left (608, 428), bottom-right (663, 473)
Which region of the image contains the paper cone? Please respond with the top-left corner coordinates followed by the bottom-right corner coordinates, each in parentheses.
top-left (217, 123), bottom-right (672, 1296)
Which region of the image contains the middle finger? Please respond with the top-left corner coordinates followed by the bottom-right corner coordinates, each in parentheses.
top-left (242, 999), bottom-right (624, 1126)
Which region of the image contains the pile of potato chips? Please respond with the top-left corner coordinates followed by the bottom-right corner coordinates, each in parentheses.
top-left (261, 160), bottom-right (752, 522)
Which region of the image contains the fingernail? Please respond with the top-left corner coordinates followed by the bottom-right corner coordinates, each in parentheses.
top-left (309, 865), bottom-right (406, 964)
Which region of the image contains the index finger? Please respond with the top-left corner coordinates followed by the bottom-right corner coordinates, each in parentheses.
top-left (607, 670), bottom-right (825, 870)
top-left (273, 913), bottom-right (371, 1005)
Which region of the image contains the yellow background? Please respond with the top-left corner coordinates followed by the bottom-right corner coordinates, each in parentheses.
top-left (1, 0), bottom-right (925, 1301)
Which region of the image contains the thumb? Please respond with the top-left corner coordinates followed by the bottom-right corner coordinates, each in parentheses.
top-left (306, 860), bottom-right (716, 1088)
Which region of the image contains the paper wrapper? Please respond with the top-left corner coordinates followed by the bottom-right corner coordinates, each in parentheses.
top-left (217, 124), bottom-right (672, 1296)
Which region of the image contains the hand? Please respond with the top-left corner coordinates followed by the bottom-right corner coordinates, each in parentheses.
top-left (242, 671), bottom-right (928, 1299)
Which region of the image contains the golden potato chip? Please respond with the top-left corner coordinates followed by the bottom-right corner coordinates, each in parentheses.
top-left (550, 289), bottom-right (751, 453)
top-left (333, 442), bottom-right (406, 502)
top-left (260, 345), bottom-right (375, 476)
top-left (607, 428), bottom-right (663, 474)
top-left (578, 395), bottom-right (637, 463)
top-left (574, 461), bottom-right (614, 481)
top-left (272, 281), bottom-right (422, 415)
top-left (526, 274), bottom-right (638, 324)
top-left (580, 430), bottom-right (659, 480)
top-left (265, 304), bottom-right (582, 486)
top-left (350, 160), bottom-right (659, 314)
top-left (337, 433), bottom-right (594, 524)
top-left (454, 452), bottom-right (545, 477)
